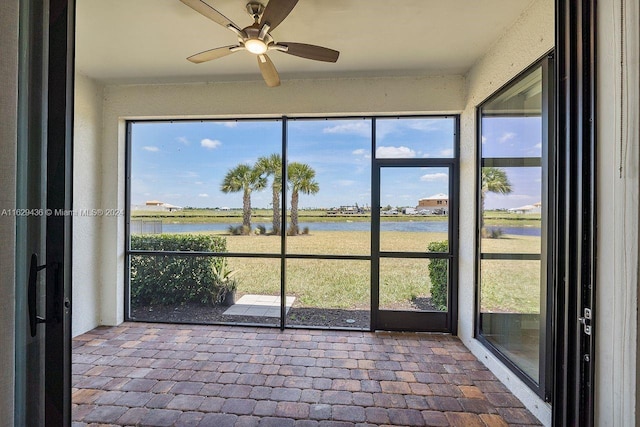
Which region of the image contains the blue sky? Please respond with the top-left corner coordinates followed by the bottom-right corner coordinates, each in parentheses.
top-left (130, 116), bottom-right (540, 210)
top-left (481, 116), bottom-right (542, 210)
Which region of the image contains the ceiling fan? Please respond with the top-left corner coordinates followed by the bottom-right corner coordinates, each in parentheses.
top-left (180, 0), bottom-right (340, 87)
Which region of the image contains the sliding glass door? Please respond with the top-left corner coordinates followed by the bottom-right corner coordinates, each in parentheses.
top-left (476, 55), bottom-right (554, 398)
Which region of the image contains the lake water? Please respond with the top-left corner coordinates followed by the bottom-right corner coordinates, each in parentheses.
top-left (160, 221), bottom-right (541, 236)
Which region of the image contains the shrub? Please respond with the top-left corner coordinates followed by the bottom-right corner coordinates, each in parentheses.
top-left (427, 240), bottom-right (448, 310)
top-left (130, 234), bottom-right (227, 306)
top-left (227, 225), bottom-right (252, 235)
top-left (489, 227), bottom-right (504, 239)
top-left (227, 225), bottom-right (243, 235)
top-left (255, 224), bottom-right (266, 235)
top-left (287, 225), bottom-right (299, 236)
top-left (301, 226), bottom-right (310, 235)
top-left (269, 225), bottom-right (281, 236)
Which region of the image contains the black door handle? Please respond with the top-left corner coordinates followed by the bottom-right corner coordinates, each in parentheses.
top-left (28, 253), bottom-right (47, 337)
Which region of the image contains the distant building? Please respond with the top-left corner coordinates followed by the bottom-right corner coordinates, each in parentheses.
top-left (417, 193), bottom-right (449, 214)
top-left (136, 200), bottom-right (183, 212)
top-left (508, 202), bottom-right (542, 214)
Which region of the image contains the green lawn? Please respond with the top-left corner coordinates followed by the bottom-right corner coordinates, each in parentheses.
top-left (131, 208), bottom-right (449, 223)
top-left (483, 210), bottom-right (541, 227)
top-left (133, 208), bottom-right (541, 226)
top-left (184, 230), bottom-right (541, 314)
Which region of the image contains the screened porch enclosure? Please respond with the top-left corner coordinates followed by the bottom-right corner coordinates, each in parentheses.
top-left (125, 117), bottom-right (459, 332)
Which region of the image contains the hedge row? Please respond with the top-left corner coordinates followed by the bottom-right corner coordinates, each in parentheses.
top-left (130, 234), bottom-right (228, 306)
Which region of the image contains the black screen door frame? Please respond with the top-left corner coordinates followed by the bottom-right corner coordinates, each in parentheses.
top-left (371, 116), bottom-right (460, 333)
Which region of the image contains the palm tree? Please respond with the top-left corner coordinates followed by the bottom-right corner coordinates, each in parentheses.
top-left (287, 162), bottom-right (319, 235)
top-left (220, 164), bottom-right (267, 234)
top-left (480, 167), bottom-right (512, 235)
top-left (255, 154), bottom-right (282, 235)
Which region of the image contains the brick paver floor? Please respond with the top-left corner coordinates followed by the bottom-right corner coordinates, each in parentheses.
top-left (72, 322), bottom-right (542, 426)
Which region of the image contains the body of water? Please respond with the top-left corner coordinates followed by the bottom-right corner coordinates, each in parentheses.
top-left (159, 221), bottom-right (541, 236)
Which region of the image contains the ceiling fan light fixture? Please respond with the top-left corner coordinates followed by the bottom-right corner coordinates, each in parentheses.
top-left (245, 38), bottom-right (268, 54)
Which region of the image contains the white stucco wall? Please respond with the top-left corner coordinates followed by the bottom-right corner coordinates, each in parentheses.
top-left (0, 0), bottom-right (18, 424)
top-left (595, 0), bottom-right (639, 425)
top-left (98, 74), bottom-right (465, 326)
top-left (457, 0), bottom-right (554, 425)
top-left (72, 73), bottom-right (104, 336)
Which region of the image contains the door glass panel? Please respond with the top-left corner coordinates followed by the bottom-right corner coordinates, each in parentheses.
top-left (286, 119), bottom-right (371, 256)
top-left (481, 67), bottom-right (543, 158)
top-left (478, 61), bottom-right (546, 387)
top-left (480, 259), bottom-right (541, 381)
top-left (380, 167), bottom-right (449, 252)
top-left (379, 258), bottom-right (448, 312)
top-left (481, 167), bottom-right (541, 253)
top-left (375, 117), bottom-right (455, 158)
top-left (15, 1), bottom-right (47, 422)
top-left (129, 120), bottom-right (283, 254)
top-left (286, 259), bottom-right (370, 328)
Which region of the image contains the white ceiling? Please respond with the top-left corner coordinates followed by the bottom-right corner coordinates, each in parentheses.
top-left (76, 0), bottom-right (536, 84)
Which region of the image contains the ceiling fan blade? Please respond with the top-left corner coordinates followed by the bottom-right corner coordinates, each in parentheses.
top-left (187, 45), bottom-right (238, 63)
top-left (257, 54), bottom-right (281, 87)
top-left (259, 0), bottom-right (298, 31)
top-left (180, 0), bottom-right (240, 31)
top-left (280, 42), bottom-right (339, 63)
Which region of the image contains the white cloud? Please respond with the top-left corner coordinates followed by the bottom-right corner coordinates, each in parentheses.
top-left (224, 122), bottom-right (238, 128)
top-left (534, 142), bottom-right (542, 149)
top-left (198, 193), bottom-right (209, 198)
top-left (408, 119), bottom-right (444, 132)
top-left (179, 171), bottom-right (199, 179)
top-left (176, 136), bottom-right (190, 145)
top-left (499, 132), bottom-right (516, 143)
top-left (375, 121), bottom-right (397, 140)
top-left (201, 138), bottom-right (222, 149)
top-left (440, 148), bottom-right (454, 157)
top-left (194, 181), bottom-right (204, 185)
top-left (376, 146), bottom-right (416, 158)
top-left (420, 172), bottom-right (448, 182)
top-left (352, 148), bottom-right (371, 159)
top-left (482, 136), bottom-right (487, 144)
top-left (375, 119), bottom-right (448, 141)
top-left (323, 122), bottom-right (370, 137)
top-left (335, 180), bottom-right (355, 187)
top-left (143, 146), bottom-right (159, 152)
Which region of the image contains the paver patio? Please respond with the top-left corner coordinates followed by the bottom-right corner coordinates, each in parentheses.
top-left (72, 322), bottom-right (542, 426)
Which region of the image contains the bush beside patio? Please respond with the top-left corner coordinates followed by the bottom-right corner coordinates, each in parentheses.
top-left (130, 234), bottom-right (228, 306)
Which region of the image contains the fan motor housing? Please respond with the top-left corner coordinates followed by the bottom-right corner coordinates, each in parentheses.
top-left (246, 2), bottom-right (265, 20)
